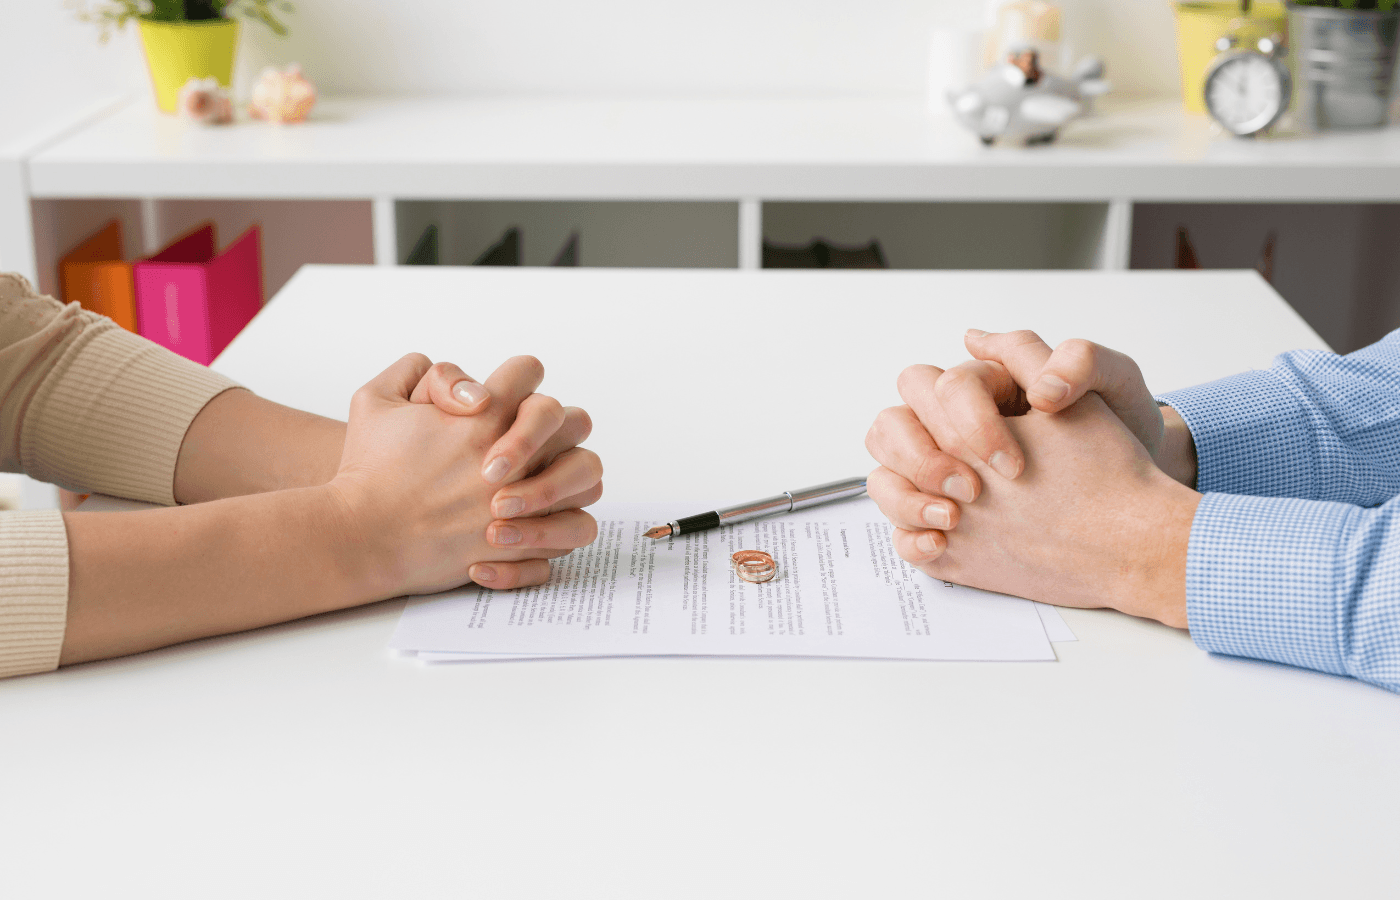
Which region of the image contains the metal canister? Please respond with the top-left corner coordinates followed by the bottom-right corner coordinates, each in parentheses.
top-left (1288, 2), bottom-right (1400, 130)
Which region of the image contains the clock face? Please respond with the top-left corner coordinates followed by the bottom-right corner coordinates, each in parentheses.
top-left (1205, 53), bottom-right (1288, 136)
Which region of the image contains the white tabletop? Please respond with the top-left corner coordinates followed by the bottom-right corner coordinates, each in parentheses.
top-left (3, 267), bottom-right (1396, 899)
top-left (26, 95), bottom-right (1400, 201)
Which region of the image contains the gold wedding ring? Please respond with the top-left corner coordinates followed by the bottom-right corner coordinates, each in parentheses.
top-left (732, 550), bottom-right (777, 584)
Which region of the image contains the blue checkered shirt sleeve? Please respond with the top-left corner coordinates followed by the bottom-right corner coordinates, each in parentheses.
top-left (1158, 330), bottom-right (1400, 693)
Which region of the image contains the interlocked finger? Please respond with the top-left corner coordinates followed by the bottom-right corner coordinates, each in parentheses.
top-left (867, 466), bottom-right (960, 533)
top-left (492, 447), bottom-right (603, 519)
top-left (487, 508), bottom-right (599, 551)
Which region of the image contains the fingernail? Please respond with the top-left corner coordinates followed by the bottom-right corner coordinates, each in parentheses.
top-left (1030, 375), bottom-right (1069, 403)
top-left (453, 380), bottom-right (489, 407)
top-left (965, 328), bottom-right (988, 338)
top-left (922, 503), bottom-right (951, 529)
top-left (496, 497), bottom-right (525, 518)
top-left (482, 457), bottom-right (511, 484)
top-left (917, 532), bottom-right (942, 555)
top-left (473, 564), bottom-right (497, 583)
top-left (989, 451), bottom-right (1020, 479)
top-left (942, 474), bottom-right (975, 504)
top-left (493, 524), bottom-right (522, 545)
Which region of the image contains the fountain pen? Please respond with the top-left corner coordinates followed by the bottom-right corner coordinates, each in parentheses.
top-left (644, 477), bottom-right (868, 539)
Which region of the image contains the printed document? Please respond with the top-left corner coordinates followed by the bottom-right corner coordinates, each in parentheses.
top-left (390, 498), bottom-right (1056, 662)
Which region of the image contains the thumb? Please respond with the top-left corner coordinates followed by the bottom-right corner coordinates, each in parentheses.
top-left (357, 353), bottom-right (436, 407)
top-left (1032, 339), bottom-right (1161, 451)
top-left (409, 360), bottom-right (491, 415)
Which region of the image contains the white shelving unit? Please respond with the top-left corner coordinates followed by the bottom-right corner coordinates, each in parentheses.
top-left (4, 94), bottom-right (1400, 350)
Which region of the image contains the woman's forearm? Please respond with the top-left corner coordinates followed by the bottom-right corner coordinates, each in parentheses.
top-left (174, 388), bottom-right (347, 504)
top-left (59, 485), bottom-right (371, 666)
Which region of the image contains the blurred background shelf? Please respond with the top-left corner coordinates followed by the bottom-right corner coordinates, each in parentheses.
top-left (5, 94), bottom-right (1400, 356)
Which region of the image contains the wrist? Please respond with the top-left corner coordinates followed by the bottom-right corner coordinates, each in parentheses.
top-left (1122, 473), bottom-right (1198, 629)
top-left (305, 482), bottom-right (399, 606)
top-left (1155, 406), bottom-right (1198, 489)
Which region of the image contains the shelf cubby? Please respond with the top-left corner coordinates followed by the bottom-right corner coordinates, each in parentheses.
top-left (1130, 202), bottom-right (1400, 353)
top-left (30, 197), bottom-right (374, 302)
top-left (762, 202), bottom-right (1111, 271)
top-left (394, 201), bottom-right (738, 269)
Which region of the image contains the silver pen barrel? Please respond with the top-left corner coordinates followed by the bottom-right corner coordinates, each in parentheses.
top-left (715, 493), bottom-right (793, 525)
top-left (788, 477), bottom-right (868, 511)
top-left (659, 476), bottom-right (869, 537)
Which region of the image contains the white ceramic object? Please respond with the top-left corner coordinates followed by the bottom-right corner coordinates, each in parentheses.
top-left (947, 53), bottom-right (1109, 145)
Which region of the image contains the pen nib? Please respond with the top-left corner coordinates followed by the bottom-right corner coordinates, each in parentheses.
top-left (644, 525), bottom-right (672, 540)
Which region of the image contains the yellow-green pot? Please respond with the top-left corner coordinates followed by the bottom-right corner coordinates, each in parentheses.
top-left (1172, 2), bottom-right (1288, 114)
top-left (138, 18), bottom-right (240, 114)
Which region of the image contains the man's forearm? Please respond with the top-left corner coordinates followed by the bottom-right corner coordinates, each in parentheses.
top-left (174, 389), bottom-right (347, 504)
top-left (59, 486), bottom-right (373, 666)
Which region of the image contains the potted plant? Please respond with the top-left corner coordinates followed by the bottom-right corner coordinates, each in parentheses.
top-left (1288, 0), bottom-right (1400, 128)
top-left (72, 1), bottom-right (293, 114)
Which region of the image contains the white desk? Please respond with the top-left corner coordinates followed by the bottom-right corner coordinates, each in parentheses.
top-left (3, 267), bottom-right (1397, 898)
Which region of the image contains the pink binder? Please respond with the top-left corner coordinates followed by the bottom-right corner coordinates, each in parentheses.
top-left (133, 223), bottom-right (264, 365)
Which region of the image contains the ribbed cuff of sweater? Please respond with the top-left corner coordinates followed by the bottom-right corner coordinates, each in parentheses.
top-left (0, 510), bottom-right (69, 678)
top-left (20, 326), bottom-right (239, 506)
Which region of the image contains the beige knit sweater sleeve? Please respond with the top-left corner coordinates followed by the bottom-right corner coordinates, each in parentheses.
top-left (0, 273), bottom-right (239, 678)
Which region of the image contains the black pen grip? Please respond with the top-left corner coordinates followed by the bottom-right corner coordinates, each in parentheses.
top-left (674, 511), bottom-right (722, 535)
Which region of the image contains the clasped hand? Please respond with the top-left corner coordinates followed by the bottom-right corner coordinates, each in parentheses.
top-left (865, 330), bottom-right (1199, 628)
top-left (329, 352), bottom-right (603, 601)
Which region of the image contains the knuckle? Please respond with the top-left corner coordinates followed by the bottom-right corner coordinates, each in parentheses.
top-left (909, 453), bottom-right (945, 494)
top-left (515, 355), bottom-right (545, 380)
top-left (866, 408), bottom-right (897, 452)
top-left (1056, 338), bottom-right (1096, 365)
top-left (349, 385), bottom-right (374, 412)
top-left (897, 364), bottom-right (942, 395)
top-left (1007, 329), bottom-right (1043, 347)
top-left (525, 523), bottom-right (549, 547)
top-left (495, 435), bottom-right (530, 465)
top-left (535, 481), bottom-right (560, 509)
top-left (865, 465), bottom-right (893, 497)
top-left (938, 365), bottom-right (985, 398)
top-left (572, 407), bottom-right (594, 441)
top-left (402, 352), bottom-right (433, 370)
top-left (934, 368), bottom-right (968, 400)
top-left (539, 395), bottom-right (566, 426)
top-left (583, 450), bottom-right (604, 481)
top-left (965, 418), bottom-right (1005, 452)
top-left (1053, 338), bottom-right (1098, 381)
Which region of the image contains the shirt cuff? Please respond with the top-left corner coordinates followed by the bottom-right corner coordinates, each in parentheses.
top-left (1159, 371), bottom-right (1317, 498)
top-left (1186, 492), bottom-right (1354, 678)
top-left (0, 510), bottom-right (69, 679)
top-left (19, 325), bottom-right (239, 506)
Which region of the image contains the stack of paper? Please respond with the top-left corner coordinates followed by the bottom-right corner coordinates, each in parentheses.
top-left (390, 497), bottom-right (1074, 664)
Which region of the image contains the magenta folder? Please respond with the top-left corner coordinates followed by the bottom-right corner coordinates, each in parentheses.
top-left (133, 224), bottom-right (264, 365)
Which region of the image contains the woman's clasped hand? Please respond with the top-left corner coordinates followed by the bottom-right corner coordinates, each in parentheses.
top-left (329, 352), bottom-right (604, 602)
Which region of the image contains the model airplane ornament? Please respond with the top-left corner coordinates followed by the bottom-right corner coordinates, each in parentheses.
top-left (947, 46), bottom-right (1110, 146)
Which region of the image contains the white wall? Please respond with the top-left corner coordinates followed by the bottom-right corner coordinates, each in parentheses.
top-left (2, 0), bottom-right (1182, 147)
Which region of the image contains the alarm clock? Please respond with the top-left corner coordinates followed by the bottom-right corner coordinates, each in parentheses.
top-left (1203, 34), bottom-right (1292, 137)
